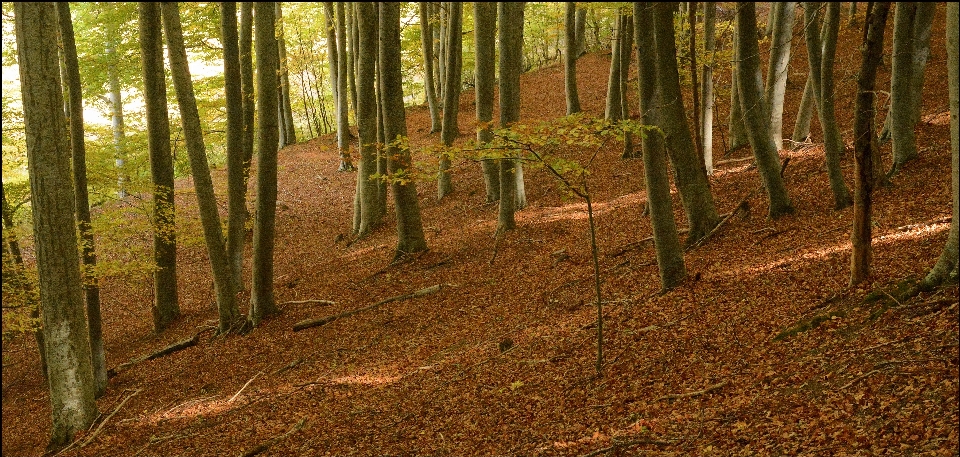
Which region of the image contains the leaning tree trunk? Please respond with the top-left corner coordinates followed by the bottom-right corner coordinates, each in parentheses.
top-left (701, 1), bottom-right (717, 173)
top-left (249, 2), bottom-right (281, 327)
top-left (57, 1), bottom-right (106, 398)
top-left (380, 2), bottom-right (428, 259)
top-left (352, 1), bottom-right (383, 238)
top-left (922, 1), bottom-right (959, 288)
top-left (420, 2), bottom-right (441, 132)
top-left (162, 2), bottom-right (241, 334)
top-left (888, 2), bottom-right (918, 175)
top-left (764, 1), bottom-right (796, 150)
top-left (635, 2), bottom-right (687, 290)
top-left (139, 1), bottom-right (180, 332)
top-left (564, 1), bottom-right (581, 115)
top-left (475, 2), bottom-right (500, 203)
top-left (15, 3), bottom-right (100, 449)
top-left (792, 72), bottom-right (816, 144)
top-left (805, 2), bottom-right (852, 210)
top-left (850, 2), bottom-right (891, 286)
top-left (736, 1), bottom-right (794, 219)
top-left (438, 1), bottom-right (462, 200)
top-left (652, 2), bottom-right (721, 244)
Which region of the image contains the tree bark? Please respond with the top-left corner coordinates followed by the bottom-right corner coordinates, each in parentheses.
top-left (352, 2), bottom-right (383, 238)
top-left (850, 2), bottom-right (891, 286)
top-left (249, 2), bottom-right (281, 326)
top-left (605, 13), bottom-right (624, 122)
top-left (619, 10), bottom-right (635, 159)
top-left (634, 2), bottom-right (687, 290)
top-left (346, 2), bottom-right (358, 120)
top-left (474, 2), bottom-right (500, 203)
top-left (335, 2), bottom-right (354, 172)
top-left (652, 2), bottom-right (721, 243)
top-left (701, 2), bottom-right (717, 173)
top-left (104, 42), bottom-right (128, 199)
top-left (420, 2), bottom-right (441, 133)
top-left (227, 2), bottom-right (249, 294)
top-left (438, 1), bottom-right (462, 200)
top-left (497, 1), bottom-right (527, 233)
top-left (15, 3), bottom-right (100, 448)
top-left (575, 6), bottom-right (587, 56)
top-left (923, 1), bottom-right (959, 288)
top-left (736, 2), bottom-right (794, 219)
top-left (728, 30), bottom-right (750, 152)
top-left (276, 3), bottom-right (297, 146)
top-left (138, 2), bottom-right (180, 332)
top-left (564, 2), bottom-right (581, 115)
top-left (380, 2), bottom-right (428, 259)
top-left (764, 2), bottom-right (797, 150)
top-left (889, 2), bottom-right (918, 173)
top-left (57, 1), bottom-right (106, 398)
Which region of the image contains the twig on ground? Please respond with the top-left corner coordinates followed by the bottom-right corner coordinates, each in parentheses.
top-left (239, 418), bottom-right (307, 457)
top-left (280, 299), bottom-right (336, 307)
top-left (839, 369), bottom-right (884, 390)
top-left (229, 370), bottom-right (264, 403)
top-left (656, 380), bottom-right (729, 401)
top-left (578, 438), bottom-right (673, 457)
top-left (80, 388), bottom-right (141, 448)
top-left (108, 327), bottom-right (215, 378)
top-left (293, 284), bottom-right (443, 331)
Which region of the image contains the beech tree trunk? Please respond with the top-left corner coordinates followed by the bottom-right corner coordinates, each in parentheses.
top-left (497, 1), bottom-right (527, 233)
top-left (792, 73), bottom-right (816, 144)
top-left (227, 2), bottom-right (250, 293)
top-left (475, 2), bottom-right (500, 203)
top-left (104, 42), bottom-right (128, 199)
top-left (380, 2), bottom-right (428, 259)
top-left (850, 2), bottom-right (891, 286)
top-left (335, 2), bottom-right (354, 172)
top-left (564, 1), bottom-right (581, 115)
top-left (605, 13), bottom-right (625, 122)
top-left (619, 11), bottom-right (635, 159)
top-left (736, 2), bottom-right (794, 219)
top-left (634, 2), bottom-right (687, 290)
top-left (575, 6), bottom-right (587, 56)
top-left (57, 1), bottom-right (106, 398)
top-left (249, 2), bottom-right (281, 326)
top-left (652, 2), bottom-right (721, 244)
top-left (764, 1), bottom-right (796, 150)
top-left (923, 1), bottom-right (959, 288)
top-left (139, 1), bottom-right (180, 332)
top-left (162, 2), bottom-right (242, 334)
top-left (15, 3), bottom-right (100, 449)
top-left (352, 1), bottom-right (383, 238)
top-left (420, 2), bottom-right (441, 132)
top-left (701, 2), bottom-right (717, 173)
top-left (346, 3), bottom-right (358, 119)
top-left (438, 1), bottom-right (462, 200)
top-left (888, 2), bottom-right (918, 173)
top-left (276, 3), bottom-right (297, 146)
top-left (728, 30), bottom-right (750, 152)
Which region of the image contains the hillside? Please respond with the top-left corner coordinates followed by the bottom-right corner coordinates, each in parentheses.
top-left (2, 5), bottom-right (957, 456)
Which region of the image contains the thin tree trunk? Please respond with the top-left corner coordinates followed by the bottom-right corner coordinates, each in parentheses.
top-left (15, 3), bottom-right (99, 449)
top-left (850, 2), bottom-right (891, 286)
top-left (104, 42), bottom-right (128, 199)
top-left (792, 73), bottom-right (816, 144)
top-left (736, 1), bottom-right (794, 219)
top-left (139, 1), bottom-right (180, 332)
top-left (575, 6), bottom-right (587, 56)
top-left (689, 1), bottom-right (701, 163)
top-left (225, 2), bottom-right (248, 297)
top-left (619, 10), bottom-right (635, 159)
top-left (57, 1), bottom-right (106, 398)
top-left (564, 1), bottom-right (581, 115)
top-left (352, 1), bottom-right (382, 238)
top-left (475, 2), bottom-right (500, 203)
top-left (277, 3), bottom-right (297, 146)
top-left (249, 2), bottom-right (281, 326)
top-left (438, 1), bottom-right (462, 200)
top-left (764, 2), bottom-right (797, 150)
top-left (701, 2), bottom-right (716, 173)
top-left (346, 2), bottom-right (358, 119)
top-left (335, 2), bottom-right (353, 172)
top-left (728, 29), bottom-right (749, 152)
top-left (497, 1), bottom-right (527, 233)
top-left (889, 2), bottom-right (918, 174)
top-left (420, 2), bottom-right (441, 132)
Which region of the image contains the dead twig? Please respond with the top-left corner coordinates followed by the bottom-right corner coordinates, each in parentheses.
top-left (80, 388), bottom-right (141, 448)
top-left (108, 327), bottom-right (214, 378)
top-left (656, 380), bottom-right (729, 401)
top-left (293, 284), bottom-right (443, 331)
top-left (280, 299), bottom-right (336, 307)
top-left (229, 370), bottom-right (264, 403)
top-left (239, 417), bottom-right (307, 457)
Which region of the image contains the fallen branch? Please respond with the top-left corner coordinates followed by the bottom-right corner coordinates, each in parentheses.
top-left (839, 369), bottom-right (883, 390)
top-left (239, 417), bottom-right (307, 457)
top-left (229, 371), bottom-right (264, 403)
top-left (108, 327), bottom-right (214, 378)
top-left (280, 299), bottom-right (336, 307)
top-left (687, 201), bottom-right (748, 251)
top-left (656, 380), bottom-right (729, 401)
top-left (81, 388), bottom-right (141, 448)
top-left (713, 156), bottom-right (755, 166)
top-left (578, 438), bottom-right (673, 457)
top-left (293, 284), bottom-right (443, 331)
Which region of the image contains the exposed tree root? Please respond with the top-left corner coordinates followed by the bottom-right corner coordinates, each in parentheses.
top-left (107, 326), bottom-right (215, 378)
top-left (239, 418), bottom-right (307, 457)
top-left (293, 284), bottom-right (443, 331)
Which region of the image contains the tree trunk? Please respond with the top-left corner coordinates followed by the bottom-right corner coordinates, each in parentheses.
top-left (335, 2), bottom-right (354, 172)
top-left (764, 2), bottom-right (796, 150)
top-left (228, 2), bottom-right (250, 294)
top-left (564, 2), bottom-right (581, 115)
top-left (736, 2), bottom-right (794, 219)
top-left (689, 2), bottom-right (701, 163)
top-left (889, 2), bottom-right (918, 174)
top-left (728, 30), bottom-right (750, 152)
top-left (850, 2), bottom-right (891, 286)
top-left (346, 2), bottom-right (358, 120)
top-left (635, 2), bottom-right (687, 290)
top-left (380, 2), bottom-right (428, 259)
top-left (15, 3), bottom-right (100, 449)
top-left (497, 1), bottom-right (527, 233)
top-left (701, 1), bottom-right (717, 173)
top-left (652, 2), bottom-right (721, 243)
top-left (474, 2), bottom-right (500, 203)
top-left (605, 13), bottom-right (624, 122)
top-left (907, 2), bottom-right (934, 125)
top-left (575, 6), bottom-right (587, 56)
top-left (619, 10), bottom-right (635, 159)
top-left (139, 1), bottom-right (180, 332)
top-left (438, 1), bottom-right (462, 200)
top-left (420, 2), bottom-right (441, 133)
top-left (161, 2), bottom-right (241, 335)
top-left (352, 2), bottom-right (383, 238)
top-left (249, 2), bottom-right (281, 327)
top-left (104, 42), bottom-right (128, 199)
top-left (57, 1), bottom-right (106, 398)
top-left (923, 1), bottom-right (959, 288)
top-left (805, 2), bottom-right (852, 210)
top-left (276, 3), bottom-right (297, 146)
top-left (792, 73), bottom-right (816, 144)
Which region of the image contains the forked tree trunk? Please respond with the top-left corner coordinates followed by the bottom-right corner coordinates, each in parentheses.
top-left (850, 2), bottom-right (891, 286)
top-left (634, 2), bottom-right (686, 290)
top-left (139, 2), bottom-right (180, 332)
top-left (736, 1), bottom-right (794, 219)
top-left (162, 2), bottom-right (242, 334)
top-left (249, 2), bottom-right (281, 326)
top-left (57, 1), bottom-right (106, 397)
top-left (15, 3), bottom-right (99, 449)
top-left (475, 2), bottom-right (500, 202)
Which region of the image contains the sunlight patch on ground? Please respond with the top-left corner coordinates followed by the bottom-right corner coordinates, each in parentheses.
top-left (713, 219), bottom-right (950, 279)
top-left (518, 191), bottom-right (647, 224)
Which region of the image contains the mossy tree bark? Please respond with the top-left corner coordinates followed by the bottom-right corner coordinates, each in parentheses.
top-left (15, 3), bottom-right (100, 449)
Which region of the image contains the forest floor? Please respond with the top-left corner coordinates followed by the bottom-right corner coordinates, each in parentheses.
top-left (3, 5), bottom-right (958, 457)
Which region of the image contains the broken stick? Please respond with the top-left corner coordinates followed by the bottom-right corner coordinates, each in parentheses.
top-left (293, 284), bottom-right (443, 331)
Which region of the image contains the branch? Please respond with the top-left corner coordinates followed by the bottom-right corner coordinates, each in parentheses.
top-left (239, 418), bottom-right (307, 457)
top-left (108, 327), bottom-right (214, 378)
top-left (80, 389), bottom-right (141, 448)
top-left (293, 284), bottom-right (443, 331)
top-left (229, 371), bottom-right (264, 403)
top-left (280, 299), bottom-right (336, 307)
top-left (656, 380), bottom-right (729, 401)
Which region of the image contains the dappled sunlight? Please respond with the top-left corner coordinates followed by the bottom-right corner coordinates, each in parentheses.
top-left (714, 218), bottom-right (951, 279)
top-left (519, 191), bottom-right (647, 224)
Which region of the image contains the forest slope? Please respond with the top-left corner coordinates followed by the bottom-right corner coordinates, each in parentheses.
top-left (2, 5), bottom-right (957, 456)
